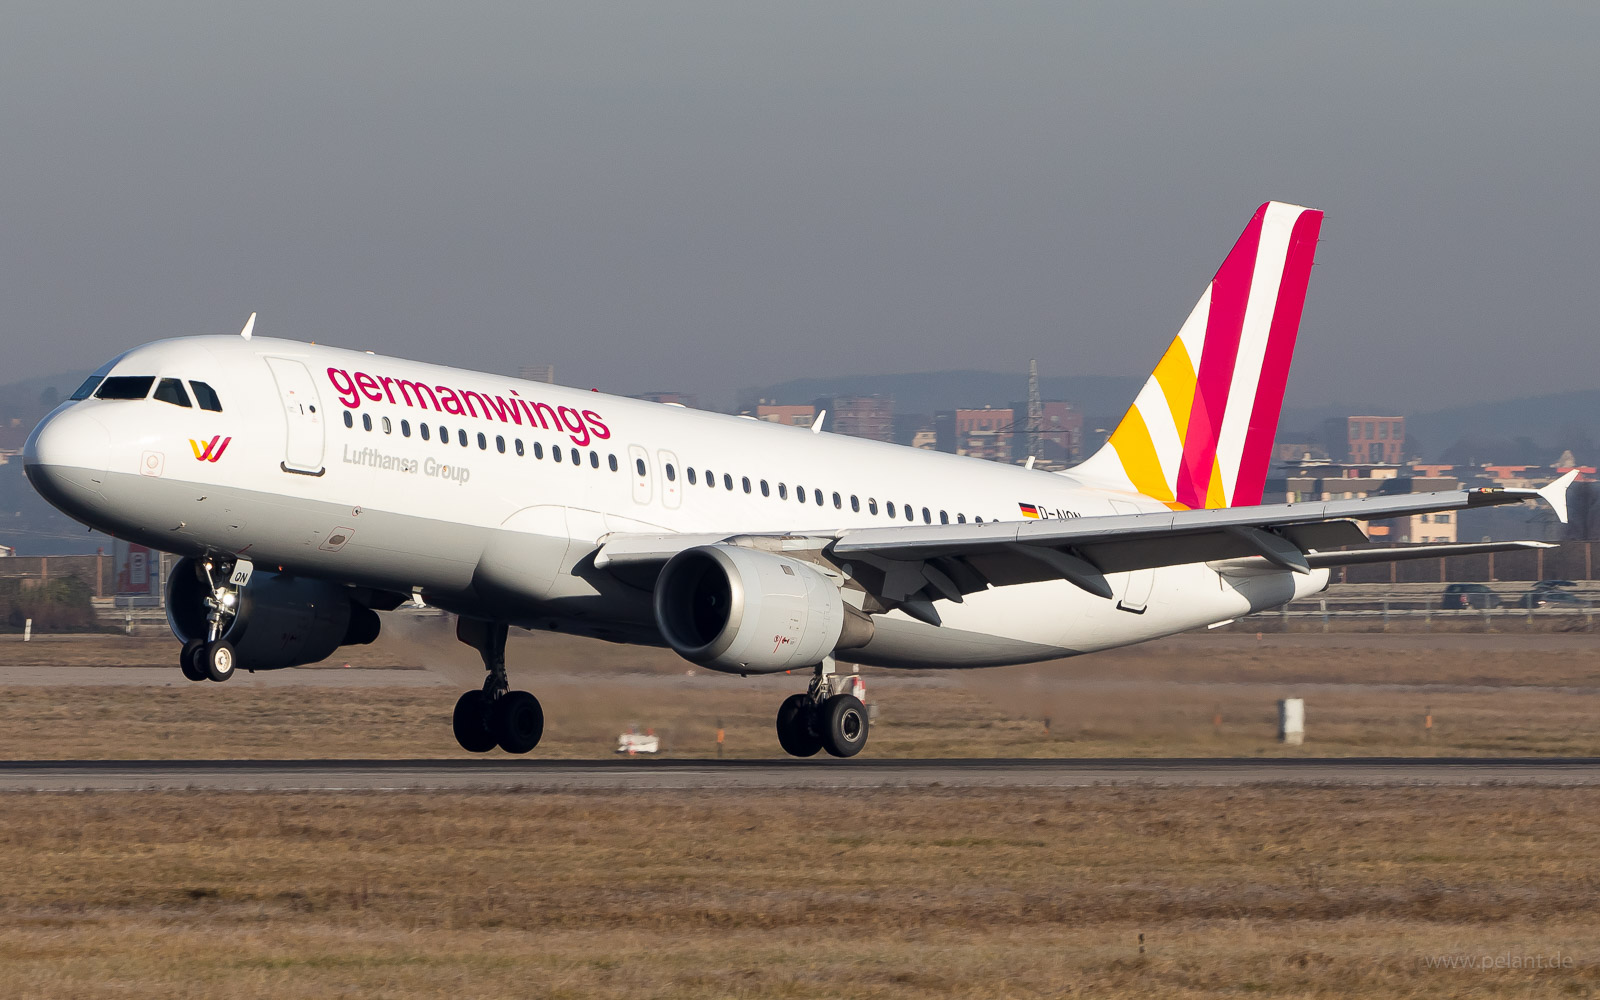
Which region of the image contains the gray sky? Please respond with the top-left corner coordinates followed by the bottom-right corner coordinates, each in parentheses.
top-left (2, 3), bottom-right (1596, 411)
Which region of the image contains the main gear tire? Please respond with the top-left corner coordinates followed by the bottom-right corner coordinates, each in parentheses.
top-left (776, 693), bottom-right (823, 758)
top-left (819, 693), bottom-right (869, 758)
top-left (491, 690), bottom-right (544, 754)
top-left (452, 690), bottom-right (497, 753)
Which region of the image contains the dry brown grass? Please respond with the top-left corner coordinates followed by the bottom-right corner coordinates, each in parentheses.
top-left (4, 628), bottom-right (1600, 759)
top-left (2, 785), bottom-right (1598, 997)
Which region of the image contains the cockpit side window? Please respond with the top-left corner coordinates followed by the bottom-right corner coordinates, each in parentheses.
top-left (189, 381), bottom-right (223, 412)
top-left (154, 378), bottom-right (192, 408)
top-left (94, 376), bottom-right (155, 400)
top-left (69, 375), bottom-right (104, 401)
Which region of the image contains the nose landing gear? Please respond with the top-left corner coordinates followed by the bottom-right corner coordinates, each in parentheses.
top-left (452, 618), bottom-right (545, 754)
top-left (775, 657), bottom-right (870, 758)
top-left (176, 559), bottom-right (245, 682)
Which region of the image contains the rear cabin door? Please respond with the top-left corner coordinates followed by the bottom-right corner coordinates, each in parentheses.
top-left (265, 357), bottom-right (326, 475)
top-left (1108, 499), bottom-right (1154, 613)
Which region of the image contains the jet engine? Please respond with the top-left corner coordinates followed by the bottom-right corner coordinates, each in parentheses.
top-left (653, 545), bottom-right (872, 673)
top-left (165, 557), bottom-right (380, 671)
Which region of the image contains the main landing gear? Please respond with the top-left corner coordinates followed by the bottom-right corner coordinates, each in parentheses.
top-left (775, 657), bottom-right (870, 758)
top-left (451, 618), bottom-right (544, 754)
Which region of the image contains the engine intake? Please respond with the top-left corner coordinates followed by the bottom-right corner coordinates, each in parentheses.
top-left (654, 545), bottom-right (870, 673)
top-left (166, 558), bottom-right (378, 670)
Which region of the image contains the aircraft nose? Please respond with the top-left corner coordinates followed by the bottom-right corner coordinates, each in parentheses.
top-left (23, 406), bottom-right (111, 516)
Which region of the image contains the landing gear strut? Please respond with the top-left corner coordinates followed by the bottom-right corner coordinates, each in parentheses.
top-left (775, 657), bottom-right (870, 758)
top-left (176, 558), bottom-right (244, 682)
top-left (452, 618), bottom-right (544, 754)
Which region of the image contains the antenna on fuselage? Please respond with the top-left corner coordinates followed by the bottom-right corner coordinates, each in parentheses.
top-left (811, 409), bottom-right (826, 434)
top-left (239, 312), bottom-right (257, 340)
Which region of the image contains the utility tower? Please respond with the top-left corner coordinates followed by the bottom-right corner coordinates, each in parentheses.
top-left (1025, 358), bottom-right (1043, 461)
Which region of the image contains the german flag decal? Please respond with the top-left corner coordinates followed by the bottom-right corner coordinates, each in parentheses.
top-left (1018, 503), bottom-right (1040, 519)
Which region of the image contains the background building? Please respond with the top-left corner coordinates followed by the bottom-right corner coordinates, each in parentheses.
top-left (755, 403), bottom-right (816, 427)
top-left (817, 395), bottom-right (894, 442)
top-left (1347, 415), bottom-right (1406, 464)
top-left (936, 407), bottom-right (1015, 462)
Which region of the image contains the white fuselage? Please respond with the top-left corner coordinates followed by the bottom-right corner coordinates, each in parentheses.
top-left (25, 336), bottom-right (1327, 668)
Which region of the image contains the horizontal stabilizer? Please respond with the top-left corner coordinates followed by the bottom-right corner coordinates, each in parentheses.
top-left (1537, 470), bottom-right (1579, 524)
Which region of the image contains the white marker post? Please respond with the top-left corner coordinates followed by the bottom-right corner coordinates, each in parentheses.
top-left (23, 618), bottom-right (32, 642)
top-left (1278, 698), bottom-right (1304, 745)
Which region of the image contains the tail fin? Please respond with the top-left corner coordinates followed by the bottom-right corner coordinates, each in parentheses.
top-left (1070, 201), bottom-right (1323, 509)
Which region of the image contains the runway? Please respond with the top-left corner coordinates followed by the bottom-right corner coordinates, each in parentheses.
top-left (3, 757), bottom-right (1600, 792)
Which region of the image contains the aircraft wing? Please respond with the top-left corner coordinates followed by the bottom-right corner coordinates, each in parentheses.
top-left (595, 479), bottom-right (1572, 624)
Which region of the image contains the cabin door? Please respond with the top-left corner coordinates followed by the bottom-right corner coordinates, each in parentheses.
top-left (265, 357), bottom-right (326, 475)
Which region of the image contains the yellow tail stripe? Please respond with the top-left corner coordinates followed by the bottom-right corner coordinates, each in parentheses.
top-left (1151, 338), bottom-right (1196, 440)
top-left (1108, 406), bottom-right (1175, 502)
top-left (1205, 456), bottom-right (1227, 509)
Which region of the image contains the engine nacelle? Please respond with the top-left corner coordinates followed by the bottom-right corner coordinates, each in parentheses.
top-left (166, 558), bottom-right (379, 671)
top-left (653, 545), bottom-right (870, 674)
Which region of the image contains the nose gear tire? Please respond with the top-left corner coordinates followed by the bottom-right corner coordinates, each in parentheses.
top-left (204, 640), bottom-right (236, 682)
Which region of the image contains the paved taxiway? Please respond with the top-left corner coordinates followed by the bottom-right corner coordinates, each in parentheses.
top-left (3, 757), bottom-right (1599, 792)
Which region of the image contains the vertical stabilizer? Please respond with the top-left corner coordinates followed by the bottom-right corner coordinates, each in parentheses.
top-left (1069, 201), bottom-right (1323, 509)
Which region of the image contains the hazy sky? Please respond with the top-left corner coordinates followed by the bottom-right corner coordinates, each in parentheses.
top-left (2, 3), bottom-right (1596, 410)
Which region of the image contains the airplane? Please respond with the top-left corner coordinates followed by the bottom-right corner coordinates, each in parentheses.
top-left (23, 201), bottom-right (1573, 759)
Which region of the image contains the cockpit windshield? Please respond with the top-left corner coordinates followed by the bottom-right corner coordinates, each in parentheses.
top-left (69, 375), bottom-right (103, 401)
top-left (189, 381), bottom-right (223, 412)
top-left (153, 378), bottom-right (192, 407)
top-left (94, 376), bottom-right (156, 400)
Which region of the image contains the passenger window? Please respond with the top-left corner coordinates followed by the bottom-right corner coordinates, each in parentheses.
top-left (667, 464), bottom-right (677, 482)
top-left (362, 413), bottom-right (373, 431)
top-left (421, 423), bottom-right (430, 441)
top-left (70, 375), bottom-right (104, 401)
top-left (94, 375), bottom-right (155, 400)
top-left (515, 439), bottom-right (523, 456)
top-left (534, 442), bottom-right (544, 459)
top-left (635, 457), bottom-right (646, 476)
top-left (760, 480), bottom-right (769, 497)
top-left (458, 429), bottom-right (467, 447)
top-left (957, 513), bottom-right (966, 523)
top-left (438, 425), bottom-right (447, 443)
top-left (401, 420), bottom-right (411, 438)
top-left (832, 492), bottom-right (842, 509)
top-left (724, 474), bottom-right (734, 491)
top-left (923, 507), bottom-right (932, 524)
top-left (189, 381), bottom-right (223, 412)
top-left (868, 498), bottom-right (878, 515)
top-left (975, 516), bottom-right (983, 524)
top-left (814, 489), bottom-right (823, 506)
top-left (940, 511), bottom-right (949, 524)
top-left (554, 447), bottom-right (563, 463)
top-left (742, 476), bottom-right (751, 494)
top-left (798, 485), bottom-right (806, 504)
top-left (343, 411), bottom-right (354, 428)
top-left (687, 468), bottom-right (697, 485)
top-left (608, 454), bottom-right (617, 471)
top-left (477, 432), bottom-right (487, 450)
top-left (496, 435), bottom-right (505, 454)
top-left (153, 378), bottom-right (191, 407)
top-left (905, 505), bottom-right (914, 522)
top-left (850, 495), bottom-right (859, 513)
top-left (887, 501), bottom-right (896, 518)
top-left (570, 448), bottom-right (580, 465)
top-left (778, 483), bottom-right (788, 500)
top-left (383, 417), bottom-right (393, 434)
top-left (590, 451), bottom-right (599, 468)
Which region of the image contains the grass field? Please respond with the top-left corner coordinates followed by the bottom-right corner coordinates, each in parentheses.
top-left (2, 627), bottom-right (1599, 759)
top-left (2, 785), bottom-right (1597, 998)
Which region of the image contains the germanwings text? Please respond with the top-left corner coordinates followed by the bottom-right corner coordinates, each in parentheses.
top-left (326, 368), bottom-right (611, 447)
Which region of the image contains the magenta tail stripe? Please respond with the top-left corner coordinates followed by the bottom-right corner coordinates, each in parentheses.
top-left (1231, 210), bottom-right (1322, 506)
top-left (1175, 205), bottom-right (1265, 508)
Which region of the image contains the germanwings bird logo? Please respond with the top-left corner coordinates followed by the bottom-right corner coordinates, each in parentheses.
top-left (189, 435), bottom-right (232, 462)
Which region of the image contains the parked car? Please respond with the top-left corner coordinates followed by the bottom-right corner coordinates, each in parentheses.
top-left (1531, 579), bottom-right (1578, 590)
top-left (1517, 588), bottom-right (1588, 609)
top-left (1441, 583), bottom-right (1500, 610)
